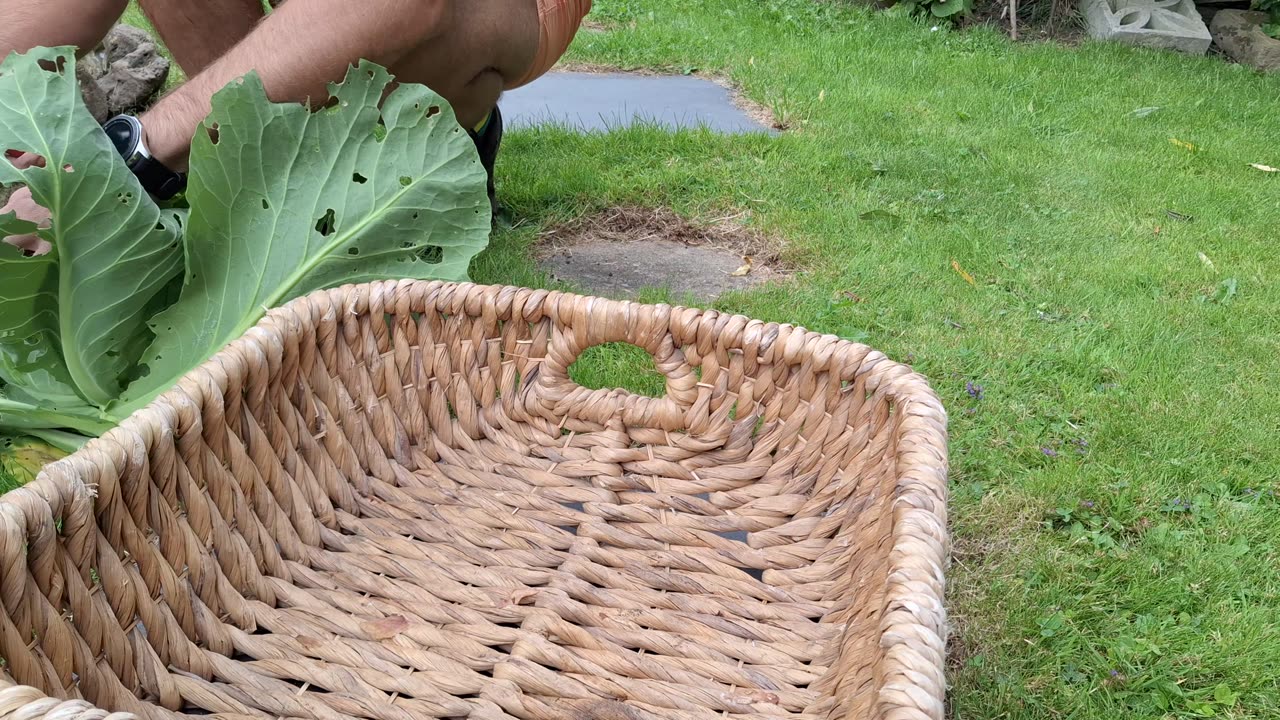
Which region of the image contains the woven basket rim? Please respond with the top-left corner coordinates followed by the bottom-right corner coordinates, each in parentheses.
top-left (12, 279), bottom-right (951, 720)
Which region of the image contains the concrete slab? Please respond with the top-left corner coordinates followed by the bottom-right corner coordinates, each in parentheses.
top-left (1082, 0), bottom-right (1212, 54)
top-left (499, 72), bottom-right (774, 134)
top-left (540, 240), bottom-right (773, 302)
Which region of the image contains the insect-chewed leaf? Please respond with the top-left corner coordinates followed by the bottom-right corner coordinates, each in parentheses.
top-left (117, 61), bottom-right (490, 412)
top-left (0, 47), bottom-right (182, 406)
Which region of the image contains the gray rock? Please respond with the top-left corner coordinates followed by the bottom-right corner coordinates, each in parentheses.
top-left (1211, 10), bottom-right (1280, 72)
top-left (76, 65), bottom-right (109, 124)
top-left (79, 48), bottom-right (110, 79)
top-left (1081, 0), bottom-right (1212, 55)
top-left (104, 24), bottom-right (155, 64)
top-left (97, 24), bottom-right (170, 114)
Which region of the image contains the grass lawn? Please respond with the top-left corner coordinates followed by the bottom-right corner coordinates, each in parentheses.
top-left (5, 1), bottom-right (1280, 718)
top-left (476, 1), bottom-right (1280, 718)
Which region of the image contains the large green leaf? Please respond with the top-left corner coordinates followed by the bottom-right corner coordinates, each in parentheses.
top-left (929, 0), bottom-right (971, 17)
top-left (0, 243), bottom-right (113, 436)
top-left (0, 47), bottom-right (184, 405)
top-left (118, 61), bottom-right (490, 409)
top-left (0, 242), bottom-right (79, 404)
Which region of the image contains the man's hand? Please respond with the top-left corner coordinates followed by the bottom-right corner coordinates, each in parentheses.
top-left (1, 152), bottom-right (52, 255)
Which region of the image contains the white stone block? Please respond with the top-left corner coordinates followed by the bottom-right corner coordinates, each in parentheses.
top-left (1082, 0), bottom-right (1212, 55)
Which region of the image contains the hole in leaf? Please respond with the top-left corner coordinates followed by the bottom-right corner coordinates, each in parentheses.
top-left (426, 106), bottom-right (440, 118)
top-left (157, 224), bottom-right (167, 232)
top-left (399, 176), bottom-right (413, 187)
top-left (416, 245), bottom-right (442, 264)
top-left (206, 123), bottom-right (220, 145)
top-left (352, 172), bottom-right (367, 184)
top-left (6, 152), bottom-right (45, 169)
top-left (105, 350), bottom-right (119, 358)
top-left (347, 247), bottom-right (359, 256)
top-left (36, 56), bottom-right (66, 74)
top-left (401, 241), bottom-right (414, 248)
top-left (411, 212), bottom-right (419, 220)
top-left (262, 199), bottom-right (270, 210)
top-left (24, 336), bottom-right (38, 346)
top-left (314, 209), bottom-right (337, 237)
top-left (62, 164), bottom-right (74, 173)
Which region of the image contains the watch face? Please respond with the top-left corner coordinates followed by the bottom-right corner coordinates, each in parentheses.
top-left (104, 118), bottom-right (138, 158)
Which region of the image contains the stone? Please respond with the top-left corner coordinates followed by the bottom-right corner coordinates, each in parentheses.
top-left (1211, 10), bottom-right (1280, 73)
top-left (499, 71), bottom-right (775, 135)
top-left (96, 24), bottom-right (170, 114)
top-left (104, 24), bottom-right (154, 64)
top-left (540, 240), bottom-right (774, 302)
top-left (76, 65), bottom-right (110, 124)
top-left (1082, 0), bottom-right (1212, 54)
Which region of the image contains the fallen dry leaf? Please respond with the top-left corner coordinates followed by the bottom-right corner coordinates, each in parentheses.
top-left (1249, 163), bottom-right (1279, 173)
top-left (1198, 251), bottom-right (1216, 272)
top-left (840, 290), bottom-right (864, 303)
top-left (729, 256), bottom-right (754, 277)
top-left (818, 89), bottom-right (826, 103)
top-left (360, 615), bottom-right (409, 640)
top-left (1168, 138), bottom-right (1198, 152)
top-left (1153, 225), bottom-right (1161, 235)
top-left (951, 259), bottom-right (976, 286)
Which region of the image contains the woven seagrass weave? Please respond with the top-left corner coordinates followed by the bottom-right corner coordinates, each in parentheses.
top-left (0, 281), bottom-right (949, 720)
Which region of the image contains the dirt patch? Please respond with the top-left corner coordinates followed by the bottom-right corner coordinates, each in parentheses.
top-left (961, 0), bottom-right (1088, 44)
top-left (548, 64), bottom-right (782, 131)
top-left (535, 206), bottom-right (788, 302)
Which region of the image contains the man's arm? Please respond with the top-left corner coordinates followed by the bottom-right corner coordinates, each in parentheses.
top-left (143, 0), bottom-right (447, 172)
top-left (0, 0), bottom-right (126, 59)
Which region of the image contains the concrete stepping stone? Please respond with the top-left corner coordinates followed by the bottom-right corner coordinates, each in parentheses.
top-left (542, 239), bottom-right (772, 302)
top-left (499, 72), bottom-right (774, 134)
top-left (1082, 0), bottom-right (1212, 55)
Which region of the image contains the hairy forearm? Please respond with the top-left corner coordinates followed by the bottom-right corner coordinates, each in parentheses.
top-left (0, 0), bottom-right (126, 59)
top-left (142, 0), bottom-right (444, 172)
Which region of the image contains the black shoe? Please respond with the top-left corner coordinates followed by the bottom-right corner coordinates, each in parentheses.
top-left (468, 106), bottom-right (503, 217)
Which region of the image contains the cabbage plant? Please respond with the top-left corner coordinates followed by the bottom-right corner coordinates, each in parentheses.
top-left (0, 46), bottom-right (490, 452)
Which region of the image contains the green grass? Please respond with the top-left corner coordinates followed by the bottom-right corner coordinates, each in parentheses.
top-left (471, 2), bottom-right (1280, 718)
top-left (11, 1), bottom-right (1280, 716)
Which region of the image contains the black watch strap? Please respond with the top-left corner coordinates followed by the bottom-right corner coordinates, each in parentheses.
top-left (130, 156), bottom-right (186, 201)
top-left (103, 115), bottom-right (187, 201)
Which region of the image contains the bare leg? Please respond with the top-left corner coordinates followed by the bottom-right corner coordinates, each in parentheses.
top-left (0, 0), bottom-right (127, 60)
top-left (141, 0), bottom-right (539, 171)
top-left (137, 0), bottom-right (265, 76)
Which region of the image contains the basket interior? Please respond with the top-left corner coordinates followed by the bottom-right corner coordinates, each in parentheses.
top-left (0, 282), bottom-right (947, 720)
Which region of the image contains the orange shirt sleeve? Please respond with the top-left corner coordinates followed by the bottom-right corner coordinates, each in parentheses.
top-left (509, 0), bottom-right (592, 89)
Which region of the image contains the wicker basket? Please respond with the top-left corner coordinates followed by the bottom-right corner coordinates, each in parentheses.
top-left (0, 281), bottom-right (949, 720)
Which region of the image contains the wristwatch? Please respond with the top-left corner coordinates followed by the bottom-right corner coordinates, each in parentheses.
top-left (102, 114), bottom-right (186, 200)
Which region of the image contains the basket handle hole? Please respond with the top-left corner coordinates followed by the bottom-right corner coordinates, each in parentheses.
top-left (567, 343), bottom-right (667, 399)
